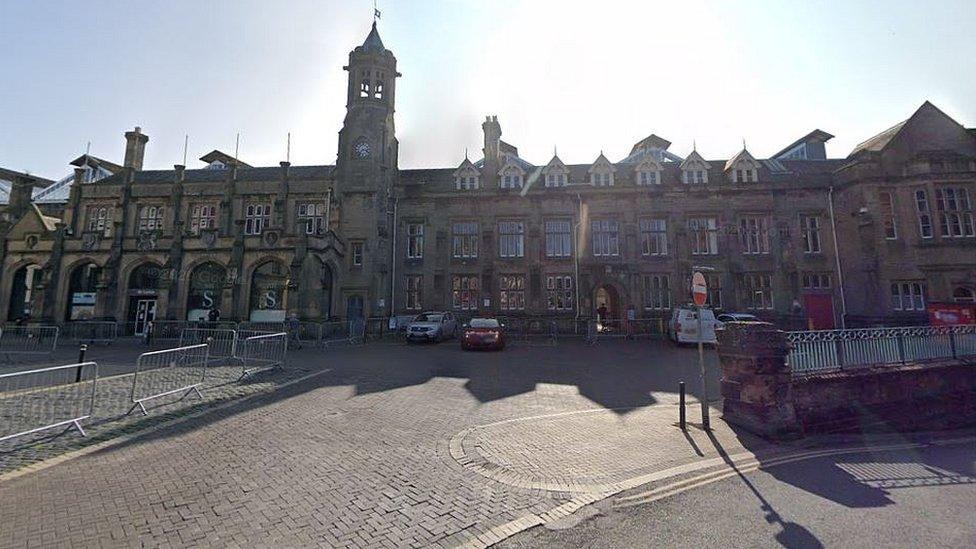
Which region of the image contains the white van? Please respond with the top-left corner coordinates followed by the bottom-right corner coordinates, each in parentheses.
top-left (668, 307), bottom-right (718, 344)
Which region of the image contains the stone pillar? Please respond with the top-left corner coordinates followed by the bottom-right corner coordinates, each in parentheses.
top-left (716, 321), bottom-right (800, 438)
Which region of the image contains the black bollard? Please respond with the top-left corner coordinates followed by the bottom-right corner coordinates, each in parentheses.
top-left (679, 381), bottom-right (686, 430)
top-left (75, 344), bottom-right (88, 382)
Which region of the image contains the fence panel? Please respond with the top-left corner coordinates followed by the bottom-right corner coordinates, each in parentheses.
top-left (0, 362), bottom-right (98, 443)
top-left (0, 325), bottom-right (60, 361)
top-left (240, 333), bottom-right (287, 378)
top-left (59, 321), bottom-right (118, 346)
top-left (129, 344), bottom-right (209, 415)
top-left (180, 328), bottom-right (239, 363)
top-left (321, 320), bottom-right (366, 347)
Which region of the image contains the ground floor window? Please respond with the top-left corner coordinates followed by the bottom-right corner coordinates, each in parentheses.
top-left (405, 275), bottom-right (422, 310)
top-left (546, 275), bottom-right (573, 311)
top-left (499, 274), bottom-right (526, 311)
top-left (801, 273), bottom-right (831, 290)
top-left (187, 263), bottom-right (225, 321)
top-left (953, 286), bottom-right (976, 303)
top-left (452, 275), bottom-right (479, 310)
top-left (250, 261), bottom-right (288, 321)
top-left (891, 281), bottom-right (926, 311)
top-left (641, 274), bottom-right (671, 311)
top-left (741, 273), bottom-right (773, 310)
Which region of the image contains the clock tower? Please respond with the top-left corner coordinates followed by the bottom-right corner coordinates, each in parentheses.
top-left (336, 21), bottom-right (400, 192)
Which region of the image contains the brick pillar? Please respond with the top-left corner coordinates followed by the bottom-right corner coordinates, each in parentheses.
top-left (716, 321), bottom-right (800, 439)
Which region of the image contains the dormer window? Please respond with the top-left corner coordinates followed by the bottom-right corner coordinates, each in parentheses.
top-left (591, 172), bottom-right (613, 186)
top-left (636, 159), bottom-right (662, 186)
top-left (732, 168), bottom-right (758, 183)
top-left (545, 173), bottom-right (567, 187)
top-left (456, 175), bottom-right (480, 190)
top-left (500, 165), bottom-right (524, 189)
top-left (207, 160), bottom-right (227, 171)
top-left (682, 170), bottom-right (707, 184)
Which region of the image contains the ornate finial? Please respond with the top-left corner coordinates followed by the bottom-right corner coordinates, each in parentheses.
top-left (464, 147), bottom-right (469, 160)
top-left (692, 139), bottom-right (697, 152)
top-left (742, 137), bottom-right (747, 150)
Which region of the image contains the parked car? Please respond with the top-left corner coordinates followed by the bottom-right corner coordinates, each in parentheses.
top-left (460, 318), bottom-right (506, 351)
top-left (668, 307), bottom-right (719, 344)
top-left (715, 312), bottom-right (761, 328)
top-left (405, 312), bottom-right (458, 343)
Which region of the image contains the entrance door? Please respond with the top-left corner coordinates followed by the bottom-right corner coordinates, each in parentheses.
top-left (134, 299), bottom-right (157, 336)
top-left (803, 293), bottom-right (835, 330)
top-left (346, 295), bottom-right (364, 320)
top-left (594, 285), bottom-right (619, 332)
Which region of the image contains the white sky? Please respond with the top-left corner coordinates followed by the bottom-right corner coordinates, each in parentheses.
top-left (1, 0), bottom-right (974, 177)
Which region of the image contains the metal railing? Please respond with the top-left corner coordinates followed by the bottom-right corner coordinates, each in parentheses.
top-left (583, 318), bottom-right (666, 345)
top-left (321, 320), bottom-right (366, 347)
top-left (0, 325), bottom-right (60, 361)
top-left (128, 344), bottom-right (209, 415)
top-left (60, 321), bottom-right (118, 346)
top-left (0, 362), bottom-right (98, 443)
top-left (179, 328), bottom-right (239, 363)
top-left (239, 332), bottom-right (287, 378)
top-left (786, 324), bottom-right (976, 375)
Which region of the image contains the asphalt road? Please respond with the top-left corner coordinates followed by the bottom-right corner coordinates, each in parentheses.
top-left (500, 440), bottom-right (976, 548)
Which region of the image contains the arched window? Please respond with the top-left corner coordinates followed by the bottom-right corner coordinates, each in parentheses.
top-left (7, 264), bottom-right (42, 321)
top-left (67, 263), bottom-right (101, 321)
top-left (953, 286), bottom-right (976, 303)
top-left (249, 261), bottom-right (289, 322)
top-left (374, 72), bottom-right (385, 99)
top-left (187, 263), bottom-right (226, 321)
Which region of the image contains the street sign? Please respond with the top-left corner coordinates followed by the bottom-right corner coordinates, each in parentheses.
top-left (692, 271), bottom-right (707, 307)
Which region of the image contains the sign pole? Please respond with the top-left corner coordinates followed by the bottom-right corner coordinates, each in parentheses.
top-left (691, 270), bottom-right (710, 431)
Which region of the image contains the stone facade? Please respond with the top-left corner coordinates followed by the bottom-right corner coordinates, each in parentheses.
top-left (1, 24), bottom-right (974, 329)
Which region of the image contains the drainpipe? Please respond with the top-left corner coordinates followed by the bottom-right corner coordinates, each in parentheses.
top-left (574, 193), bottom-right (583, 320)
top-left (827, 186), bottom-right (847, 328)
top-left (389, 194), bottom-right (398, 319)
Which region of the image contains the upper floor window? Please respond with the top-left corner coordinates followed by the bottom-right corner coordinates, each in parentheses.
top-left (351, 242), bottom-right (364, 267)
top-left (545, 219), bottom-right (572, 258)
top-left (86, 205), bottom-right (113, 233)
top-left (189, 203), bottom-right (218, 235)
top-left (638, 170), bottom-right (660, 185)
top-left (682, 170), bottom-right (708, 184)
top-left (878, 191), bottom-right (897, 239)
top-left (891, 281), bottom-right (925, 311)
top-left (546, 275), bottom-right (574, 311)
top-left (500, 167), bottom-right (523, 189)
top-left (452, 222), bottom-right (479, 258)
top-left (244, 203), bottom-right (270, 236)
top-left (138, 205), bottom-right (165, 231)
top-left (406, 222), bottom-right (424, 259)
top-left (498, 221), bottom-right (525, 258)
top-left (591, 219), bottom-right (620, 256)
top-left (915, 189), bottom-right (933, 239)
top-left (297, 202), bottom-right (326, 235)
top-left (732, 168), bottom-right (758, 183)
top-left (206, 160), bottom-right (226, 171)
top-left (935, 187), bottom-right (974, 238)
top-left (800, 215), bottom-right (822, 253)
top-left (739, 216), bottom-right (770, 255)
top-left (639, 218), bottom-right (668, 256)
top-left (688, 217), bottom-right (719, 255)
top-left (591, 172), bottom-right (613, 186)
top-left (456, 175), bottom-right (480, 190)
top-left (545, 172), bottom-right (567, 187)
top-left (741, 273), bottom-right (773, 310)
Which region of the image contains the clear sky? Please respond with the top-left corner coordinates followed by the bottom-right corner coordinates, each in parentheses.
top-left (2, 0), bottom-right (974, 178)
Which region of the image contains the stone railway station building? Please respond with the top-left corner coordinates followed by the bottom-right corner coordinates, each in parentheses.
top-left (1, 23), bottom-right (974, 332)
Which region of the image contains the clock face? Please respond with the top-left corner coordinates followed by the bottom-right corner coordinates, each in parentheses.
top-left (354, 141), bottom-right (371, 159)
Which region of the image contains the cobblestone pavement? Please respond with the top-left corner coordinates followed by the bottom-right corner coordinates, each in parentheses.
top-left (1, 340), bottom-right (744, 548)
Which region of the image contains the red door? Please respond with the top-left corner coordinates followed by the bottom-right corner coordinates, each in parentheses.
top-left (803, 293), bottom-right (835, 330)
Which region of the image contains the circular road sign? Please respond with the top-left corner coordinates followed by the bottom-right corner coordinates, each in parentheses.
top-left (692, 271), bottom-right (707, 307)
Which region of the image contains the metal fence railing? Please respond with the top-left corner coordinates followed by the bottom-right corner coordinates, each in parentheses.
top-left (59, 321), bottom-right (118, 346)
top-left (239, 332), bottom-right (287, 378)
top-left (0, 325), bottom-right (60, 361)
top-left (786, 324), bottom-right (976, 375)
top-left (129, 344), bottom-right (209, 415)
top-left (321, 320), bottom-right (366, 347)
top-left (179, 328), bottom-right (239, 363)
top-left (582, 318), bottom-right (667, 345)
top-left (0, 362), bottom-right (98, 443)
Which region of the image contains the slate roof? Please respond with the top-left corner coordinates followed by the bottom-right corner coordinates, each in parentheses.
top-left (850, 120), bottom-right (907, 156)
top-left (361, 22), bottom-right (385, 53)
top-left (93, 164), bottom-right (334, 185)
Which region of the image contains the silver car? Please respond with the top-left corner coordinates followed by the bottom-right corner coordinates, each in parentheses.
top-left (405, 311), bottom-right (458, 343)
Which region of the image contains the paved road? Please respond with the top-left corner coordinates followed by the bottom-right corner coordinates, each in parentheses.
top-left (500, 440), bottom-right (976, 548)
top-left (1, 340), bottom-right (731, 548)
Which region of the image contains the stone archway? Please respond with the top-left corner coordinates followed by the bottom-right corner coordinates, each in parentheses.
top-left (7, 263), bottom-right (42, 321)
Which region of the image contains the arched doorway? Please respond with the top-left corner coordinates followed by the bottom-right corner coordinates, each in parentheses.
top-left (249, 260), bottom-right (289, 322)
top-left (7, 264), bottom-right (42, 321)
top-left (186, 263), bottom-right (226, 321)
top-left (66, 263), bottom-right (102, 321)
top-left (128, 263), bottom-right (164, 335)
top-left (300, 256), bottom-right (332, 319)
top-left (594, 284), bottom-right (620, 331)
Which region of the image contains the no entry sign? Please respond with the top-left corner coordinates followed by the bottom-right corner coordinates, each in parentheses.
top-left (692, 271), bottom-right (707, 307)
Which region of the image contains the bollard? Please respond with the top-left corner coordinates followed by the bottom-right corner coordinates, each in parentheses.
top-left (679, 381), bottom-right (686, 430)
top-left (75, 344), bottom-right (88, 382)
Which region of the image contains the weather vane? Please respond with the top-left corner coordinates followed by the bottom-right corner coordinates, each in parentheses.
top-left (374, 0), bottom-right (381, 22)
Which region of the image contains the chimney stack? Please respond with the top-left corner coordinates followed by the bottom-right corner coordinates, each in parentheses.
top-left (481, 116), bottom-right (502, 187)
top-left (8, 175), bottom-right (35, 218)
top-left (123, 126), bottom-right (149, 170)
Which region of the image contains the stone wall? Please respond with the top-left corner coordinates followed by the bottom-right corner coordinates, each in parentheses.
top-left (716, 321), bottom-right (976, 439)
